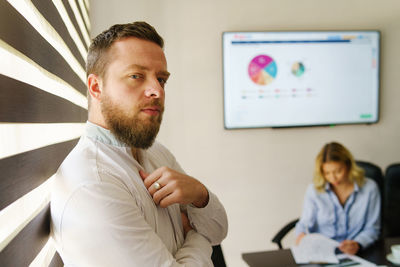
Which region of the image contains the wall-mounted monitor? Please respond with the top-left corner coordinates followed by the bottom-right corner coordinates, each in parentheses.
top-left (222, 31), bottom-right (380, 129)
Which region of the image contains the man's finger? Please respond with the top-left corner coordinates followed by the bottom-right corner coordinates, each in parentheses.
top-left (141, 168), bottom-right (164, 188)
top-left (152, 182), bottom-right (175, 204)
top-left (139, 170), bottom-right (149, 180)
top-left (159, 191), bottom-right (180, 208)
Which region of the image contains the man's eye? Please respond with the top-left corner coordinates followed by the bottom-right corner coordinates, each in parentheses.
top-left (158, 78), bottom-right (167, 86)
top-left (130, 74), bottom-right (142, 79)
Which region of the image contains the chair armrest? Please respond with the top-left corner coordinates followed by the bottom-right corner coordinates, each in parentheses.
top-left (271, 218), bottom-right (299, 249)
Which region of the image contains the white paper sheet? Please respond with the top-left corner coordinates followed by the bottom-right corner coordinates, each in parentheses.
top-left (323, 254), bottom-right (377, 267)
top-left (290, 233), bottom-right (340, 264)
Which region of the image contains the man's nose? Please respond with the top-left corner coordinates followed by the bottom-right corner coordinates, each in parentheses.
top-left (144, 79), bottom-right (163, 98)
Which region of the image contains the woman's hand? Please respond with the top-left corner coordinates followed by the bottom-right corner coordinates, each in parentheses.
top-left (339, 240), bottom-right (360, 255)
top-left (295, 232), bottom-right (306, 245)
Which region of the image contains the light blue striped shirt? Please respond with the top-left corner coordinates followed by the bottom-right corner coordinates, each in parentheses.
top-left (295, 178), bottom-right (381, 249)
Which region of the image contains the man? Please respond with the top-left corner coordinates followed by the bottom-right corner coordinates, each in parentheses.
top-left (51, 21), bottom-right (228, 266)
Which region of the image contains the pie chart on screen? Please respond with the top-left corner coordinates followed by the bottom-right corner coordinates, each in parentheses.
top-left (248, 55), bottom-right (277, 85)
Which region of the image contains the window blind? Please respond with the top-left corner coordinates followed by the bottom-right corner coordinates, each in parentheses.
top-left (0, 0), bottom-right (90, 266)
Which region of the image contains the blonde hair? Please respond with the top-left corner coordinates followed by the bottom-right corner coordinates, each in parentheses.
top-left (313, 142), bottom-right (365, 192)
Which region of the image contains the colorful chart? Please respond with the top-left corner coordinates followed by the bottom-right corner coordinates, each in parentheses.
top-left (248, 55), bottom-right (277, 85)
top-left (291, 62), bottom-right (305, 77)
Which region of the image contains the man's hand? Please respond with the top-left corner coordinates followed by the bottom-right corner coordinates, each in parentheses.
top-left (339, 240), bottom-right (360, 255)
top-left (181, 212), bottom-right (193, 238)
top-left (139, 167), bottom-right (209, 208)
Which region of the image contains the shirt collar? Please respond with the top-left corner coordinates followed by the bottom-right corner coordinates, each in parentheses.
top-left (324, 181), bottom-right (360, 192)
top-left (85, 121), bottom-right (129, 147)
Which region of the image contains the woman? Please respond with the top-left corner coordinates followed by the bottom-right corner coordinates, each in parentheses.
top-left (295, 142), bottom-right (381, 255)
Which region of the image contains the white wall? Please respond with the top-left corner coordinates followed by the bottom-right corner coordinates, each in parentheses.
top-left (90, 1), bottom-right (400, 266)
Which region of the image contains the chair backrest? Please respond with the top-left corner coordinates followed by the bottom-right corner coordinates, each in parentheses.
top-left (383, 163), bottom-right (400, 237)
top-left (212, 244), bottom-right (227, 267)
top-left (355, 160), bottom-right (384, 195)
top-left (355, 160), bottom-right (384, 237)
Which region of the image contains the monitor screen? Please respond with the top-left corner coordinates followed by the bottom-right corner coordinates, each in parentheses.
top-left (222, 31), bottom-right (380, 129)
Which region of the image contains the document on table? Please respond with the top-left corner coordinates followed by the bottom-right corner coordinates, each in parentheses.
top-left (290, 233), bottom-right (340, 264)
top-left (331, 254), bottom-right (376, 267)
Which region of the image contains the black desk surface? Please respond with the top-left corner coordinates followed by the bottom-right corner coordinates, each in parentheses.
top-left (242, 237), bottom-right (400, 267)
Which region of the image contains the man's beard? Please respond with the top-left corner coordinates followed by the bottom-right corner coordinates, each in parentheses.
top-left (101, 95), bottom-right (163, 149)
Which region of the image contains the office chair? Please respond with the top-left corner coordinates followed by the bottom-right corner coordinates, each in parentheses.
top-left (356, 161), bottom-right (384, 196)
top-left (383, 163), bottom-right (400, 237)
top-left (271, 160), bottom-right (383, 249)
top-left (211, 244), bottom-right (227, 267)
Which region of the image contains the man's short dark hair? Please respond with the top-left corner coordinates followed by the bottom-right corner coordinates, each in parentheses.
top-left (86, 21), bottom-right (164, 79)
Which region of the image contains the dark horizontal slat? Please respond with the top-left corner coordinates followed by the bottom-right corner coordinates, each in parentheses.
top-left (0, 139), bottom-right (79, 211)
top-left (0, 74), bottom-right (87, 123)
top-left (31, 0), bottom-right (87, 66)
top-left (0, 204), bottom-right (50, 267)
top-left (49, 251), bottom-right (64, 267)
top-left (0, 0), bottom-right (87, 95)
top-left (62, 0), bottom-right (89, 50)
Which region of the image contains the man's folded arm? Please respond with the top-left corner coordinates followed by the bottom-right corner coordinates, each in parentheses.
top-left (169, 160), bottom-right (228, 245)
top-left (185, 190), bottom-right (228, 245)
top-left (53, 181), bottom-right (213, 267)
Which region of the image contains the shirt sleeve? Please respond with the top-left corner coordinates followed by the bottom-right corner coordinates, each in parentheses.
top-left (185, 190), bottom-right (229, 246)
top-left (353, 181), bottom-right (381, 249)
top-left (54, 180), bottom-right (213, 267)
top-left (296, 184), bottom-right (317, 236)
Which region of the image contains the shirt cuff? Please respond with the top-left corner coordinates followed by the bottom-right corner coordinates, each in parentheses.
top-left (354, 236), bottom-right (372, 249)
top-left (294, 221), bottom-right (306, 236)
top-left (187, 189), bottom-right (215, 213)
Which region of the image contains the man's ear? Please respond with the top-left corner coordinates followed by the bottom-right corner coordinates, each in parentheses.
top-left (87, 74), bottom-right (102, 100)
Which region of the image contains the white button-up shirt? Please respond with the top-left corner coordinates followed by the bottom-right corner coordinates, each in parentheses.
top-left (51, 122), bottom-right (228, 266)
